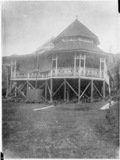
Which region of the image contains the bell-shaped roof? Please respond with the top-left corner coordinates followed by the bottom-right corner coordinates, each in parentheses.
top-left (54, 19), bottom-right (99, 45)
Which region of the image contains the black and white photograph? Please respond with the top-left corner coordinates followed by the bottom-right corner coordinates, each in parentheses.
top-left (1, 0), bottom-right (120, 159)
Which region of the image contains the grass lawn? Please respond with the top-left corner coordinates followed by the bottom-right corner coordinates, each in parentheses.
top-left (2, 101), bottom-right (119, 158)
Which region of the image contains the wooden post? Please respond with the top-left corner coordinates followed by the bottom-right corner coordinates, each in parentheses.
top-left (35, 74), bottom-right (37, 89)
top-left (103, 80), bottom-right (105, 98)
top-left (84, 55), bottom-right (86, 76)
top-left (64, 79), bottom-right (66, 101)
top-left (15, 86), bottom-right (17, 97)
top-left (6, 66), bottom-right (9, 98)
top-left (26, 81), bottom-right (28, 97)
top-left (28, 73), bottom-right (30, 79)
top-left (15, 61), bottom-right (16, 78)
top-left (79, 55), bottom-right (81, 75)
top-left (100, 58), bottom-right (101, 78)
top-left (45, 80), bottom-right (47, 101)
top-left (9, 80), bottom-right (11, 97)
top-left (108, 84), bottom-right (111, 97)
top-left (67, 85), bottom-right (69, 102)
top-left (56, 56), bottom-right (58, 75)
top-left (11, 62), bottom-right (12, 79)
top-left (50, 78), bottom-right (53, 102)
top-left (74, 55), bottom-right (76, 75)
top-left (91, 80), bottom-right (93, 102)
top-left (78, 78), bottom-right (81, 102)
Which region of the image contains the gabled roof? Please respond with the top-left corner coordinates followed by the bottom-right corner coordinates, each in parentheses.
top-left (54, 19), bottom-right (99, 45)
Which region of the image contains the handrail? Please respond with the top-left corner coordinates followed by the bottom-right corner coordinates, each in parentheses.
top-left (11, 67), bottom-right (105, 80)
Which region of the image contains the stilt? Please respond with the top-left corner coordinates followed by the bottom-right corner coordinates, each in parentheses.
top-left (35, 71), bottom-right (38, 89)
top-left (45, 80), bottom-right (47, 101)
top-left (35, 80), bottom-right (37, 89)
top-left (78, 78), bottom-right (81, 102)
top-left (6, 68), bottom-right (9, 98)
top-left (64, 79), bottom-right (66, 101)
top-left (91, 80), bottom-right (93, 102)
top-left (108, 84), bottom-right (111, 97)
top-left (26, 81), bottom-right (28, 97)
top-left (15, 86), bottom-right (17, 97)
top-left (103, 80), bottom-right (105, 98)
top-left (67, 85), bottom-right (69, 102)
top-left (50, 78), bottom-right (53, 102)
top-left (9, 80), bottom-right (12, 97)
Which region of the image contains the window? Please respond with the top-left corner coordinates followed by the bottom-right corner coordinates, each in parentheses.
top-left (86, 56), bottom-right (99, 68)
top-left (52, 59), bottom-right (56, 68)
top-left (74, 55), bottom-right (86, 69)
top-left (76, 59), bottom-right (79, 67)
top-left (81, 59), bottom-right (84, 67)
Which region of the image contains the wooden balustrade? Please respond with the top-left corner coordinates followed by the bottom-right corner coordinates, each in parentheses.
top-left (11, 67), bottom-right (105, 80)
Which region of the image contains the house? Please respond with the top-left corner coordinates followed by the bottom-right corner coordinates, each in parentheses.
top-left (6, 18), bottom-right (111, 102)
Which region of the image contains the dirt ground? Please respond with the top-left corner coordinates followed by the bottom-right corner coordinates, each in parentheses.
top-left (2, 101), bottom-right (119, 158)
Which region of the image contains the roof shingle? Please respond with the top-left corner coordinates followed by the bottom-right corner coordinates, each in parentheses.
top-left (52, 40), bottom-right (104, 54)
top-left (54, 19), bottom-right (99, 44)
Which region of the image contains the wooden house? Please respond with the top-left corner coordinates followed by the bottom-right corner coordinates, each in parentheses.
top-left (9, 18), bottom-right (110, 102)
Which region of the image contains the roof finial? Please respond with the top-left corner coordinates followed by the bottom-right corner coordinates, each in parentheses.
top-left (76, 15), bottom-right (78, 20)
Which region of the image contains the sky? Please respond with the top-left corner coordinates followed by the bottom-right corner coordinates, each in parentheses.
top-left (2, 0), bottom-right (120, 56)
